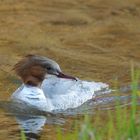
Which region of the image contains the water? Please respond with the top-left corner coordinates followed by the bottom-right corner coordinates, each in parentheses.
top-left (0, 0), bottom-right (140, 139)
top-left (0, 90), bottom-right (133, 140)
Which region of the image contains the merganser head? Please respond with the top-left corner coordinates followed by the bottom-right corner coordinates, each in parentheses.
top-left (13, 55), bottom-right (76, 86)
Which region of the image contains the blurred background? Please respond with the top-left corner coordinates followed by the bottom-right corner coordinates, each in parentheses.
top-left (0, 0), bottom-right (140, 92)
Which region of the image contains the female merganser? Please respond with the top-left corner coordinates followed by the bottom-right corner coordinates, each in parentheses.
top-left (11, 55), bottom-right (110, 112)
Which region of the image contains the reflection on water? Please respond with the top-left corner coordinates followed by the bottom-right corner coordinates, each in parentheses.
top-left (16, 114), bottom-right (65, 140)
top-left (16, 115), bottom-right (46, 139)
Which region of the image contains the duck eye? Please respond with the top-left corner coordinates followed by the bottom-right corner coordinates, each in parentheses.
top-left (47, 67), bottom-right (51, 70)
top-left (42, 65), bottom-right (51, 70)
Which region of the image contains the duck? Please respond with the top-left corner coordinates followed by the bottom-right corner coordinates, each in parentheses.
top-left (11, 54), bottom-right (110, 112)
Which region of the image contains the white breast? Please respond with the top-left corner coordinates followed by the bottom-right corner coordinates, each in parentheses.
top-left (11, 84), bottom-right (54, 112)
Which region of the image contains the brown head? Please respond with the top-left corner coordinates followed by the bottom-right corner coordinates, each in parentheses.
top-left (13, 55), bottom-right (76, 87)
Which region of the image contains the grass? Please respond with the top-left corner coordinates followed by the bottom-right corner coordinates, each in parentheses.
top-left (20, 129), bottom-right (26, 140)
top-left (20, 68), bottom-right (140, 140)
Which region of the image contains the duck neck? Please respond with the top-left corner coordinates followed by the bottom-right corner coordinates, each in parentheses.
top-left (23, 75), bottom-right (43, 88)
